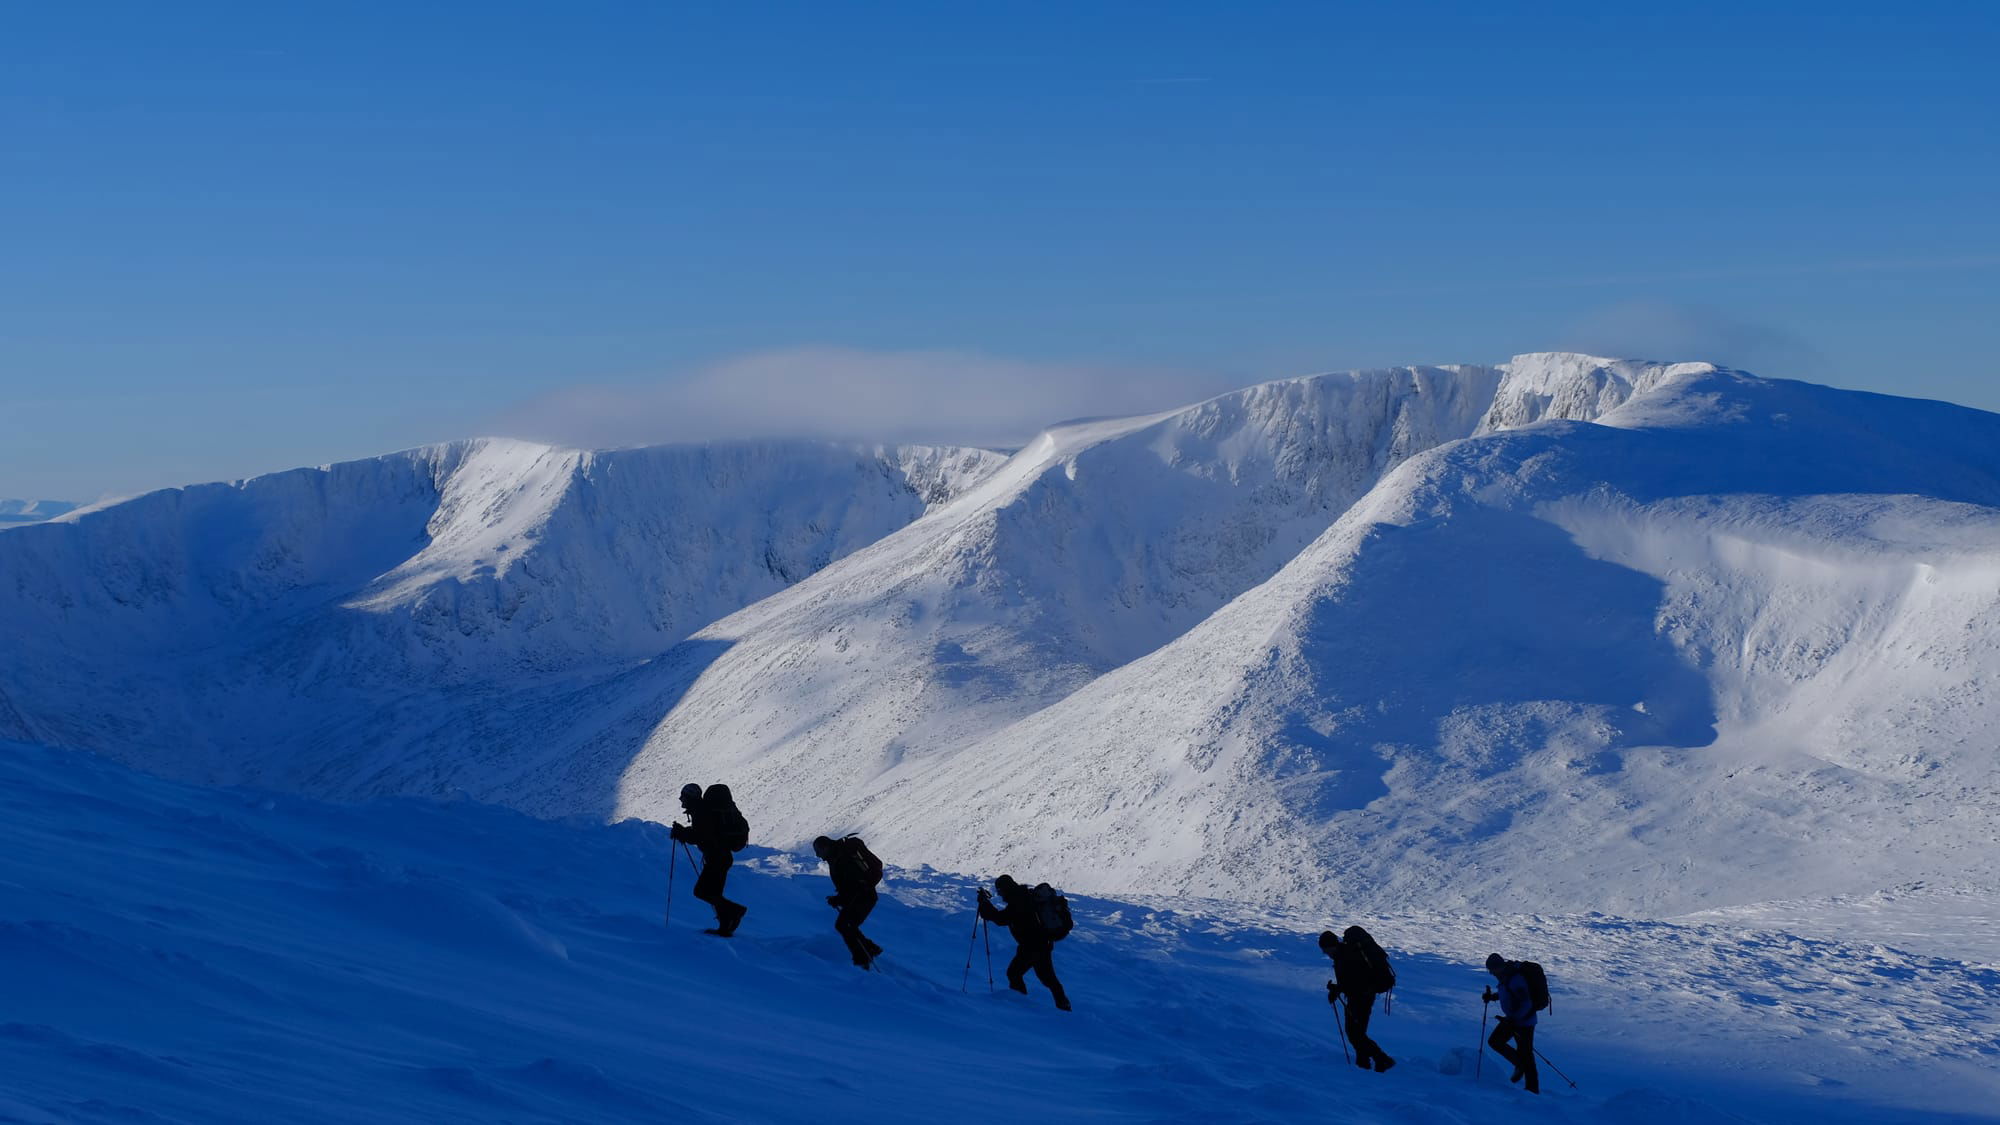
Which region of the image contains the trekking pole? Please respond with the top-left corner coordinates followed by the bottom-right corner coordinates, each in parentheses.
top-left (1332, 994), bottom-right (1351, 1065)
top-left (1476, 995), bottom-right (1490, 1080)
top-left (961, 905), bottom-right (980, 992)
top-left (1534, 1047), bottom-right (1579, 1090)
top-left (664, 838), bottom-right (679, 929)
top-left (982, 920), bottom-right (994, 993)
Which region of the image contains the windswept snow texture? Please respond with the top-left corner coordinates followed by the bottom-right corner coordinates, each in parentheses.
top-left (2, 740), bottom-right (1993, 1125)
top-left (0, 499), bottom-right (77, 527)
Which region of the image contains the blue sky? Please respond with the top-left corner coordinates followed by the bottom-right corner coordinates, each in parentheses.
top-left (3, 1), bottom-right (1996, 498)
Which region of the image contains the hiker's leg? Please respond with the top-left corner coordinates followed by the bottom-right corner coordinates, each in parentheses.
top-left (1031, 946), bottom-right (1070, 1008)
top-left (835, 891), bottom-right (877, 963)
top-left (1004, 944), bottom-right (1033, 992)
top-left (1346, 992), bottom-right (1384, 1066)
top-left (692, 850), bottom-right (726, 908)
top-left (694, 849), bottom-right (743, 929)
top-left (1488, 1022), bottom-right (1523, 1072)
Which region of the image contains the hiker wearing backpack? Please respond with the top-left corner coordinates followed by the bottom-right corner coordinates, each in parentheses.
top-left (976, 875), bottom-right (1073, 1011)
top-left (669, 783), bottom-right (749, 937)
top-left (1319, 928), bottom-right (1397, 1073)
top-left (1484, 953), bottom-right (1543, 1094)
top-left (813, 835), bottom-right (885, 969)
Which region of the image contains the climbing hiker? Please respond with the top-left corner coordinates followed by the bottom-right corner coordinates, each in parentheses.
top-left (976, 874), bottom-right (1073, 1011)
top-left (1484, 953), bottom-right (1544, 1094)
top-left (813, 834), bottom-right (885, 969)
top-left (669, 783), bottom-right (749, 936)
top-left (1319, 928), bottom-right (1397, 1073)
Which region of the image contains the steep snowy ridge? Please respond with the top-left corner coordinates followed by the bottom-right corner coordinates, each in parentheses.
top-left (0, 438), bottom-right (1005, 781)
top-left (1481, 352), bottom-right (1708, 430)
top-left (860, 369), bottom-right (2000, 913)
top-left (611, 364), bottom-right (1520, 838)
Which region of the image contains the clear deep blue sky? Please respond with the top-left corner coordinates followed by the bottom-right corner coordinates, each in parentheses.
top-left (4, 2), bottom-right (1997, 498)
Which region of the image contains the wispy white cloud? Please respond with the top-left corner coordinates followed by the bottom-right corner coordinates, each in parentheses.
top-left (484, 347), bottom-right (1237, 451)
top-left (1556, 300), bottom-right (1822, 377)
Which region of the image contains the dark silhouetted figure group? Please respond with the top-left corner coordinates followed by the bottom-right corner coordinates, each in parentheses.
top-left (1320, 927), bottom-right (1396, 1073)
top-left (664, 779), bottom-right (1564, 1084)
top-left (667, 782), bottom-right (1075, 1010)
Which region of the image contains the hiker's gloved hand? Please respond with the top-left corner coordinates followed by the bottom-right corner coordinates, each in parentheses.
top-left (1326, 981), bottom-right (1340, 1005)
top-left (825, 895), bottom-right (841, 908)
top-left (669, 824), bottom-right (686, 842)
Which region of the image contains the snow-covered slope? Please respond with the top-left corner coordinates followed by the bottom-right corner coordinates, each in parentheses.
top-left (0, 438), bottom-right (1004, 786)
top-left (613, 365), bottom-right (1512, 838)
top-left (0, 499), bottom-right (77, 526)
top-left (6, 354), bottom-right (1998, 925)
top-left (4, 738), bottom-right (1991, 1124)
top-left (855, 366), bottom-right (2000, 913)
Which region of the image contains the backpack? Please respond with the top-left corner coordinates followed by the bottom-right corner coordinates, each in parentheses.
top-left (839, 836), bottom-right (885, 887)
top-left (1029, 883), bottom-right (1074, 942)
top-left (1516, 960), bottom-right (1552, 1013)
top-left (1343, 926), bottom-right (1396, 995)
top-left (706, 786), bottom-right (750, 852)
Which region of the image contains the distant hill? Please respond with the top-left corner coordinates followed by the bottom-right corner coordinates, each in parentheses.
top-left (0, 499), bottom-right (77, 526)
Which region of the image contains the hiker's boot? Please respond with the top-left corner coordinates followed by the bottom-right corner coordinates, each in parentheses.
top-left (716, 902), bottom-right (747, 937)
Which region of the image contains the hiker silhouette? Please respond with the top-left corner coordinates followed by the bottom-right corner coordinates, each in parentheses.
top-left (977, 874), bottom-right (1073, 1011)
top-left (1320, 928), bottom-right (1396, 1073)
top-left (1485, 953), bottom-right (1541, 1094)
top-left (813, 834), bottom-right (885, 968)
top-left (669, 784), bottom-right (749, 936)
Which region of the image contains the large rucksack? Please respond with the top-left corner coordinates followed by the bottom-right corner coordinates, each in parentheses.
top-left (1343, 926), bottom-right (1396, 994)
top-left (838, 836), bottom-right (885, 888)
top-left (1516, 960), bottom-right (1552, 1013)
top-left (706, 785), bottom-right (750, 852)
top-left (1029, 883), bottom-right (1074, 942)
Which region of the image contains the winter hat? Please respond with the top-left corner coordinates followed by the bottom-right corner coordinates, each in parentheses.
top-left (812, 836), bottom-right (834, 858)
top-left (1318, 930), bottom-right (1339, 950)
top-left (679, 783), bottom-right (703, 806)
top-left (1486, 953), bottom-right (1506, 974)
top-left (994, 874), bottom-right (1019, 896)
